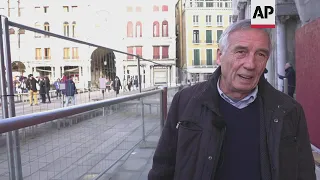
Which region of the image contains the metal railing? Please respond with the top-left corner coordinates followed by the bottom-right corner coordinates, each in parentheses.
top-left (0, 86), bottom-right (180, 180)
top-left (0, 15), bottom-right (182, 180)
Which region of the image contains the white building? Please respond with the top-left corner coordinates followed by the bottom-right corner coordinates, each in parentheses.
top-left (121, 0), bottom-right (177, 87)
top-left (0, 0), bottom-right (120, 89)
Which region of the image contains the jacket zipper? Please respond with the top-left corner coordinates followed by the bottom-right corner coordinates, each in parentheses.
top-left (176, 122), bottom-right (181, 129)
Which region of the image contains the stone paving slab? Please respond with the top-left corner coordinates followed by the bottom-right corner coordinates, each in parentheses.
top-left (0, 95), bottom-right (164, 180)
top-left (0, 87), bottom-right (158, 118)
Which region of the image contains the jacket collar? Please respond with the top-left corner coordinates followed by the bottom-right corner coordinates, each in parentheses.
top-left (197, 66), bottom-right (296, 116)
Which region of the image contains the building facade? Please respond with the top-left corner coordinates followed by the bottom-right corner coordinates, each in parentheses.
top-left (0, 0), bottom-right (120, 89)
top-left (175, 0), bottom-right (233, 83)
top-left (122, 0), bottom-right (176, 87)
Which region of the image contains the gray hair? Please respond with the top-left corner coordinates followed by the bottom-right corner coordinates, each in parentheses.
top-left (218, 19), bottom-right (273, 53)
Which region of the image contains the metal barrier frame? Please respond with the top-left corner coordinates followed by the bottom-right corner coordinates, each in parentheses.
top-left (0, 89), bottom-right (163, 133)
top-left (0, 15), bottom-right (178, 180)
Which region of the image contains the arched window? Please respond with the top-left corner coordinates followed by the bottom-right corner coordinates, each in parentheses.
top-left (44, 22), bottom-right (50, 37)
top-left (72, 21), bottom-right (76, 37)
top-left (44, 22), bottom-right (50, 31)
top-left (136, 21), bottom-right (142, 37)
top-left (162, 5), bottom-right (168, 11)
top-left (153, 21), bottom-right (159, 37)
top-left (63, 22), bottom-right (69, 36)
top-left (9, 28), bottom-right (15, 35)
top-left (153, 5), bottom-right (159, 11)
top-left (34, 22), bottom-right (41, 38)
top-left (162, 20), bottom-right (168, 37)
top-left (18, 29), bottom-right (25, 34)
top-left (127, 21), bottom-right (133, 37)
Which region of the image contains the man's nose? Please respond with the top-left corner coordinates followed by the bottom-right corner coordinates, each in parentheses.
top-left (243, 53), bottom-right (256, 70)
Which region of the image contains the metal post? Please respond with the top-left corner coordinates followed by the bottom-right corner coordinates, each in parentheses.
top-left (169, 66), bottom-right (172, 87)
top-left (0, 15), bottom-right (23, 180)
top-left (140, 98), bottom-right (145, 142)
top-left (283, 78), bottom-right (288, 94)
top-left (160, 86), bottom-right (167, 129)
top-left (137, 56), bottom-right (142, 93)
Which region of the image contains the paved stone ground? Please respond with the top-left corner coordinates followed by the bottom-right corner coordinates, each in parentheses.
top-left (0, 93), bottom-right (164, 180)
top-left (0, 87), bottom-right (157, 117)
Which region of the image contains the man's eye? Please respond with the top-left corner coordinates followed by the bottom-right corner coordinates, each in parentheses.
top-left (237, 50), bottom-right (245, 54)
top-left (258, 53), bottom-right (266, 57)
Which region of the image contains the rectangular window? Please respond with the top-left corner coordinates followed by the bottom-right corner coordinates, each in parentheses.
top-left (72, 47), bottom-right (79, 59)
top-left (127, 6), bottom-right (133, 12)
top-left (193, 49), bottom-right (200, 65)
top-left (136, 46), bottom-right (143, 58)
top-left (206, 0), bottom-right (214, 7)
top-left (193, 30), bottom-right (199, 43)
top-left (72, 6), bottom-right (78, 12)
top-left (153, 6), bottom-right (159, 12)
top-left (162, 5), bottom-right (168, 11)
top-left (153, 46), bottom-right (160, 59)
top-left (206, 30), bottom-right (212, 43)
top-left (196, 1), bottom-right (204, 7)
top-left (162, 46), bottom-right (169, 59)
top-left (229, 15), bottom-right (233, 25)
top-left (206, 15), bottom-right (212, 26)
top-left (44, 6), bottom-right (49, 13)
top-left (193, 15), bottom-right (199, 26)
top-left (127, 47), bottom-right (133, 59)
top-left (136, 6), bottom-right (142, 12)
top-left (44, 48), bottom-right (51, 59)
top-left (217, 15), bottom-right (223, 26)
top-left (35, 48), bottom-right (41, 60)
top-left (63, 48), bottom-right (70, 59)
top-left (217, 30), bottom-right (223, 42)
top-left (63, 6), bottom-right (69, 12)
top-left (225, 2), bottom-right (232, 8)
top-left (206, 49), bottom-right (213, 65)
top-left (35, 7), bottom-right (41, 12)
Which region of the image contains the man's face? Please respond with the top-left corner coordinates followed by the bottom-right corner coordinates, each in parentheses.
top-left (217, 29), bottom-right (270, 97)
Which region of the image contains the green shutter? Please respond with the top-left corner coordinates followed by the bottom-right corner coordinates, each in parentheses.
top-left (206, 30), bottom-right (212, 43)
top-left (217, 30), bottom-right (223, 42)
top-left (193, 49), bottom-right (200, 65)
top-left (206, 49), bottom-right (212, 65)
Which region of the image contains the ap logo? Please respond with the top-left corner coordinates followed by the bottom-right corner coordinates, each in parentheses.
top-left (251, 0), bottom-right (276, 28)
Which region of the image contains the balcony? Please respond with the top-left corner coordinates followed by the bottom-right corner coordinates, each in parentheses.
top-left (153, 55), bottom-right (160, 59)
top-left (205, 40), bottom-right (213, 44)
top-left (206, 22), bottom-right (212, 26)
top-left (64, 56), bottom-right (70, 60)
top-left (217, 22), bottom-right (223, 27)
top-left (35, 57), bottom-right (42, 60)
top-left (44, 56), bottom-right (51, 60)
top-left (193, 22), bottom-right (199, 26)
top-left (193, 40), bottom-right (200, 44)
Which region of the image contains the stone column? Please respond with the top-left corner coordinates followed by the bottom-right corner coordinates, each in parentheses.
top-left (276, 16), bottom-right (289, 91)
top-left (51, 66), bottom-right (54, 80)
top-left (238, 2), bottom-right (247, 20)
top-left (55, 66), bottom-right (61, 79)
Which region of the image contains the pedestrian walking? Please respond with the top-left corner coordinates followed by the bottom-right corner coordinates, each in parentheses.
top-left (26, 74), bottom-right (38, 106)
top-left (64, 75), bottom-right (76, 107)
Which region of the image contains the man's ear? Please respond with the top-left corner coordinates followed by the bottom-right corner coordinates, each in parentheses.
top-left (216, 48), bottom-right (222, 65)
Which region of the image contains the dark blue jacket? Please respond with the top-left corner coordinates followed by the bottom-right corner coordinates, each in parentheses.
top-left (65, 79), bottom-right (76, 96)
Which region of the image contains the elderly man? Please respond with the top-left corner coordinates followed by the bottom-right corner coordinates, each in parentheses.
top-left (148, 19), bottom-right (315, 180)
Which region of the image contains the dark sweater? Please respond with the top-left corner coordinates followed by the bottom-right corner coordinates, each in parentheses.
top-left (214, 97), bottom-right (261, 180)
